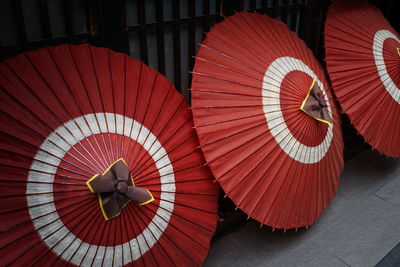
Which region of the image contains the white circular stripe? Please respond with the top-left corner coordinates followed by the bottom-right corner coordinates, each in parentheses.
top-left (373, 29), bottom-right (400, 104)
top-left (262, 56), bottom-right (333, 164)
top-left (26, 113), bottom-right (175, 267)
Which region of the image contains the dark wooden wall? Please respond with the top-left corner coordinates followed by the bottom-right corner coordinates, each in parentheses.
top-left (0, 0), bottom-right (398, 159)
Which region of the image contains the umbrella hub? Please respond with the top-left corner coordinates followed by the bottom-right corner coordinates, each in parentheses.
top-left (86, 158), bottom-right (154, 220)
top-left (116, 181), bottom-right (128, 194)
top-left (397, 47), bottom-right (400, 56)
top-left (316, 94), bottom-right (327, 109)
top-left (300, 80), bottom-right (333, 125)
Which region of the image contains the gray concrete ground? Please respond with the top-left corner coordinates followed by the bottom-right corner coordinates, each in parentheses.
top-left (205, 150), bottom-right (400, 267)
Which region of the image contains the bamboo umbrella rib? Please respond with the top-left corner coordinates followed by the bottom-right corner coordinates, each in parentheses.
top-left (125, 72), bottom-right (159, 169)
top-left (0, 74), bottom-right (102, 175)
top-left (1, 196), bottom-right (95, 261)
top-left (25, 48), bottom-right (110, 172)
top-left (129, 84), bottom-right (174, 171)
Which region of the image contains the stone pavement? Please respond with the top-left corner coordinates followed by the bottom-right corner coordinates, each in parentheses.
top-left (205, 150), bottom-right (400, 267)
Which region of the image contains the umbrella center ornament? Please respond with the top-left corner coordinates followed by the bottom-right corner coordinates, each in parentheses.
top-left (300, 79), bottom-right (333, 125)
top-left (86, 158), bottom-right (154, 221)
top-left (26, 113), bottom-right (175, 266)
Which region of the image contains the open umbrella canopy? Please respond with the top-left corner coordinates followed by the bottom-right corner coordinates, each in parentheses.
top-left (325, 0), bottom-right (400, 157)
top-left (191, 12), bottom-right (344, 230)
top-left (0, 44), bottom-right (218, 266)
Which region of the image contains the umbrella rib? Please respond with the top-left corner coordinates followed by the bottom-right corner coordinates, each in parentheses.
top-left (25, 48), bottom-right (109, 172)
top-left (0, 131), bottom-right (93, 177)
top-left (198, 43), bottom-right (266, 74)
top-left (38, 199), bottom-right (100, 266)
top-left (0, 161), bottom-right (87, 182)
top-left (327, 7), bottom-right (382, 44)
top-left (0, 75), bottom-right (101, 175)
top-left (236, 14), bottom-right (304, 83)
top-left (135, 162), bottom-right (205, 183)
top-left (42, 47), bottom-right (108, 173)
top-left (64, 204), bottom-right (102, 266)
top-left (31, 199), bottom-right (98, 266)
top-left (193, 112), bottom-right (265, 128)
top-left (141, 203), bottom-right (212, 253)
top-left (380, 92), bottom-right (400, 152)
top-left (247, 13), bottom-right (314, 88)
top-left (0, 178), bottom-right (85, 186)
top-left (192, 70), bottom-right (312, 100)
top-left (133, 145), bottom-right (202, 183)
top-left (191, 87), bottom-right (304, 101)
top-left (130, 117), bottom-right (194, 178)
top-left (123, 202), bottom-right (147, 266)
top-left (0, 188), bottom-right (92, 215)
top-left (121, 62), bottom-right (143, 162)
top-left (194, 49), bottom-right (305, 97)
top-left (119, 202), bottom-right (135, 266)
top-left (86, 45), bottom-right (116, 167)
top-left (356, 74), bottom-right (400, 136)
top-left (107, 49), bottom-right (119, 169)
top-left (0, 188), bottom-right (90, 200)
top-left (269, 135), bottom-right (305, 228)
top-left (251, 118), bottom-right (309, 225)
top-left (130, 84), bottom-right (174, 171)
top-left (124, 72), bottom-right (156, 167)
top-left (199, 109), bottom-right (302, 165)
top-left (272, 112), bottom-right (322, 228)
top-left (130, 97), bottom-right (186, 174)
top-left (192, 86), bottom-right (304, 104)
top-left (1, 195), bottom-right (94, 255)
top-left (126, 72), bottom-right (159, 169)
top-left (325, 31), bottom-right (383, 54)
top-left (150, 190), bottom-right (216, 197)
top-left (129, 206), bottom-right (163, 267)
top-left (119, 55), bottom-right (128, 172)
top-left (96, 49), bottom-right (116, 167)
top-left (135, 163), bottom-right (212, 184)
top-left (133, 204), bottom-right (190, 267)
top-left (62, 45), bottom-right (110, 169)
top-left (340, 73), bottom-right (394, 122)
top-left (152, 196), bottom-right (217, 218)
top-left (220, 112), bottom-right (304, 194)
top-left (143, 177), bottom-right (213, 187)
top-left (219, 15), bottom-right (301, 82)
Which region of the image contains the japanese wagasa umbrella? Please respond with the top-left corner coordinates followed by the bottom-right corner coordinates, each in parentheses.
top-left (325, 0), bottom-right (400, 157)
top-left (0, 44), bottom-right (218, 266)
top-left (191, 12), bottom-right (344, 230)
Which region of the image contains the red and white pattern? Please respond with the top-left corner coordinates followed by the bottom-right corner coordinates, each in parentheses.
top-left (0, 44), bottom-right (218, 266)
top-left (191, 12), bottom-right (343, 229)
top-left (325, 0), bottom-right (400, 157)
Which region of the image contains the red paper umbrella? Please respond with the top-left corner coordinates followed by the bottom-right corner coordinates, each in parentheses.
top-left (0, 44), bottom-right (218, 266)
top-left (325, 0), bottom-right (400, 157)
top-left (191, 12), bottom-right (344, 229)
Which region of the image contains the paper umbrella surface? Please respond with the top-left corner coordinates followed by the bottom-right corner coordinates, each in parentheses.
top-left (191, 12), bottom-right (344, 230)
top-left (0, 44), bottom-right (219, 266)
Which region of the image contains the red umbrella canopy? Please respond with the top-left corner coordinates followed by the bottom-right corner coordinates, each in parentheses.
top-left (325, 0), bottom-right (400, 157)
top-left (0, 44), bottom-right (218, 266)
top-left (191, 12), bottom-right (344, 230)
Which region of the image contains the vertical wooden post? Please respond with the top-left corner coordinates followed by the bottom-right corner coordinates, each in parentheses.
top-left (100, 0), bottom-right (129, 53)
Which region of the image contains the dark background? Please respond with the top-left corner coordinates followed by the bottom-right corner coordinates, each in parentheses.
top-left (0, 0), bottom-right (398, 159)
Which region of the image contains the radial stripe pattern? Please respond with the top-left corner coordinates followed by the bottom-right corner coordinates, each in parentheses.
top-left (191, 12), bottom-right (344, 229)
top-left (0, 44), bottom-right (218, 266)
top-left (325, 0), bottom-right (400, 157)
